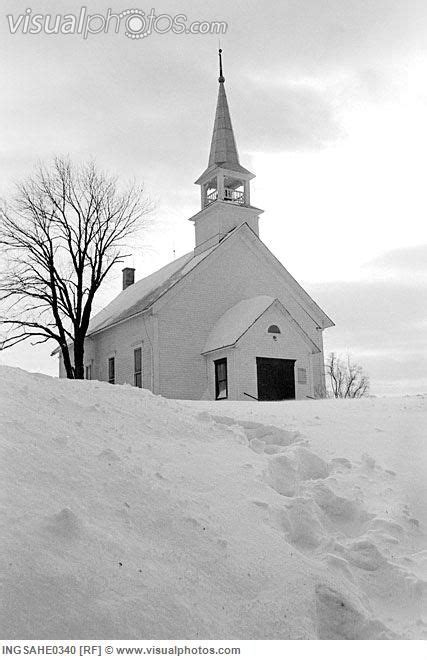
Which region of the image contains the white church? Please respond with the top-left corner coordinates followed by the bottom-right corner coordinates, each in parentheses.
top-left (58, 52), bottom-right (334, 401)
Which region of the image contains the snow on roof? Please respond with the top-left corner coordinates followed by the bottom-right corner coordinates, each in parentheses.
top-left (55, 221), bottom-right (331, 347)
top-left (203, 295), bottom-right (275, 354)
top-left (88, 247), bottom-right (215, 335)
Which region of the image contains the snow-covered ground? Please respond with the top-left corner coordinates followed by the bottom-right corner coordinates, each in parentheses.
top-left (1, 366), bottom-right (426, 640)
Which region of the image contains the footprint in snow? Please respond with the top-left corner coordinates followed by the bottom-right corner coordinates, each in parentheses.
top-left (98, 448), bottom-right (121, 462)
top-left (44, 507), bottom-right (82, 539)
top-left (315, 584), bottom-right (396, 639)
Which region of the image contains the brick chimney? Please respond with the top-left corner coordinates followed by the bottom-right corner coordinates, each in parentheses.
top-left (122, 267), bottom-right (135, 290)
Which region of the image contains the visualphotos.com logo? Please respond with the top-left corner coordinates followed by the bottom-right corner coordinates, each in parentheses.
top-left (6, 7), bottom-right (228, 40)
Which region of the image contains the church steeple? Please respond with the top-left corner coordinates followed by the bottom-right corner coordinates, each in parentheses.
top-left (207, 50), bottom-right (241, 170)
top-left (190, 51), bottom-right (263, 255)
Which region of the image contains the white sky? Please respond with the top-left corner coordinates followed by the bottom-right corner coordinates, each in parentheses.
top-left (1, 0), bottom-right (426, 395)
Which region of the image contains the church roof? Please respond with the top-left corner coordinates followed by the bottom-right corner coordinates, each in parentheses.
top-left (202, 295), bottom-right (321, 354)
top-left (84, 222), bottom-right (333, 339)
top-left (87, 247), bottom-right (215, 335)
top-left (202, 296), bottom-right (275, 354)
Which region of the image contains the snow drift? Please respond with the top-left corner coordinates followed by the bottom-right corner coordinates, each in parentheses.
top-left (0, 366), bottom-right (425, 639)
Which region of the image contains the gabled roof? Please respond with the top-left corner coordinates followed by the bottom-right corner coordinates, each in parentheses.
top-left (202, 296), bottom-right (321, 355)
top-left (84, 222), bottom-right (333, 338)
top-left (87, 247), bottom-right (216, 335)
top-left (240, 225), bottom-right (334, 330)
top-left (203, 296), bottom-right (274, 353)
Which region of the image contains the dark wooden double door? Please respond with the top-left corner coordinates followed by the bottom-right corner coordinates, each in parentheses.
top-left (256, 357), bottom-right (296, 401)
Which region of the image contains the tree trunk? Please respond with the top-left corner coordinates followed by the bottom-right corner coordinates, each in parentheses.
top-left (61, 345), bottom-right (75, 379)
top-left (73, 338), bottom-right (85, 380)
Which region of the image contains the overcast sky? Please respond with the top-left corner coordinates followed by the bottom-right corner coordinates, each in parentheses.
top-left (1, 0), bottom-right (426, 395)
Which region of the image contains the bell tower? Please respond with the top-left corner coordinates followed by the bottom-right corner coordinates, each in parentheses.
top-left (190, 50), bottom-right (263, 255)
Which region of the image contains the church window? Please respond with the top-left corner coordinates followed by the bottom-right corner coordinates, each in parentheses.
top-left (134, 347), bottom-right (143, 388)
top-left (214, 358), bottom-right (228, 400)
top-left (108, 357), bottom-right (115, 384)
top-left (268, 325), bottom-right (281, 334)
top-left (85, 364), bottom-right (92, 380)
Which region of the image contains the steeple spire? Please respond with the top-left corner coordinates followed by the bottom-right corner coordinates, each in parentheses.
top-left (218, 48), bottom-right (225, 83)
top-left (207, 49), bottom-right (243, 171)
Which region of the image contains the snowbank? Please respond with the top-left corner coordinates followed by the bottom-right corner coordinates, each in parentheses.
top-left (1, 366), bottom-right (425, 639)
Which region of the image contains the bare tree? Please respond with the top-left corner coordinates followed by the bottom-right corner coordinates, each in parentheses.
top-left (326, 352), bottom-right (370, 398)
top-left (0, 156), bottom-right (151, 378)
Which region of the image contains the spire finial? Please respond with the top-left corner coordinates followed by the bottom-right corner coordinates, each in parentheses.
top-left (218, 48), bottom-right (225, 83)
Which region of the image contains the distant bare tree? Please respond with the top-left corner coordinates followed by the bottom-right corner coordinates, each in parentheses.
top-left (0, 156), bottom-right (151, 378)
top-left (326, 352), bottom-right (370, 398)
